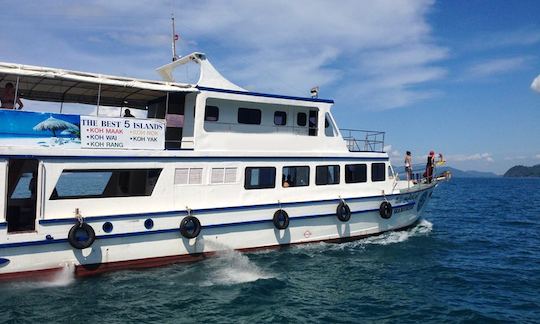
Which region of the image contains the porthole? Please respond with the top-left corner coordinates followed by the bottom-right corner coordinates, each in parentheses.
top-left (144, 218), bottom-right (154, 230)
top-left (102, 222), bottom-right (113, 233)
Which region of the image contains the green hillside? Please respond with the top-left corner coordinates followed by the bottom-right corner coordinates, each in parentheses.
top-left (503, 164), bottom-right (540, 177)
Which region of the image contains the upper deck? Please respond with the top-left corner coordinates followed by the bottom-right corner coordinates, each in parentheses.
top-left (0, 53), bottom-right (386, 158)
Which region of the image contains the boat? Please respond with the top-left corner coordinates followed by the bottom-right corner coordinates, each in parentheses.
top-left (0, 51), bottom-right (448, 281)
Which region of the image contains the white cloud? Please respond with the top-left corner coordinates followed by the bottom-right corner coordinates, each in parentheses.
top-left (448, 153), bottom-right (494, 163)
top-left (532, 74), bottom-right (540, 93)
top-left (467, 57), bottom-right (529, 78)
top-left (504, 156), bottom-right (527, 161)
top-left (535, 154), bottom-right (540, 160)
top-left (468, 28), bottom-right (540, 50)
top-left (0, 0), bottom-right (447, 111)
top-left (384, 145), bottom-right (401, 157)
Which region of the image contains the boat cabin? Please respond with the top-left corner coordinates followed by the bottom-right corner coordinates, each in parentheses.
top-left (0, 53), bottom-right (383, 154)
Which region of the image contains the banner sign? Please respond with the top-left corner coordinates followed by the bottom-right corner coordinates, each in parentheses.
top-left (0, 110), bottom-right (81, 149)
top-left (80, 116), bottom-right (165, 150)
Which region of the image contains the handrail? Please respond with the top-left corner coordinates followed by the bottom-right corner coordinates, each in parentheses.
top-left (340, 128), bottom-right (385, 152)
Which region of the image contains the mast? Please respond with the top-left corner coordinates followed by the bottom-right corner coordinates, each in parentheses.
top-left (171, 14), bottom-right (179, 61)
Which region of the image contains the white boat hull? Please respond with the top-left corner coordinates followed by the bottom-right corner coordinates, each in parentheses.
top-left (0, 185), bottom-right (434, 279)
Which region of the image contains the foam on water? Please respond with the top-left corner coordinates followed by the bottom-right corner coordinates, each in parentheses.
top-left (201, 240), bottom-right (274, 286)
top-left (290, 219), bottom-right (433, 254)
top-left (9, 263), bottom-right (75, 290)
top-left (359, 219), bottom-right (433, 246)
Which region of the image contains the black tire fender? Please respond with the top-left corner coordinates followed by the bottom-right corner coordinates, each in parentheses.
top-left (180, 216), bottom-right (202, 239)
top-left (273, 209), bottom-right (290, 230)
top-left (336, 202), bottom-right (351, 222)
top-left (379, 201), bottom-right (393, 219)
top-left (68, 222), bottom-right (96, 249)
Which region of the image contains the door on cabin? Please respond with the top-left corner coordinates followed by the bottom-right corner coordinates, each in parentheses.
top-left (6, 159), bottom-right (38, 233)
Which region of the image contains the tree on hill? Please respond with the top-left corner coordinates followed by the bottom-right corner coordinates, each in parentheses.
top-left (503, 164), bottom-right (540, 177)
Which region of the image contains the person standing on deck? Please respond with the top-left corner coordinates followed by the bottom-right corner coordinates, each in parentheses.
top-left (0, 83), bottom-right (24, 110)
top-left (425, 151), bottom-right (435, 183)
top-left (404, 151), bottom-right (413, 181)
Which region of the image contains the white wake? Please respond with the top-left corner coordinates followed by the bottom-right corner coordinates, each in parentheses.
top-left (201, 240), bottom-right (273, 286)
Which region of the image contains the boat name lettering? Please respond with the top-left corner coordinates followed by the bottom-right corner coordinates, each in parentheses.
top-left (396, 193), bottom-right (419, 203)
top-left (393, 204), bottom-right (414, 214)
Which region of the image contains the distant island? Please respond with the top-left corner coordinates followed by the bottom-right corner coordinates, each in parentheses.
top-left (395, 166), bottom-right (499, 178)
top-left (503, 164), bottom-right (540, 177)
top-left (436, 166), bottom-right (499, 178)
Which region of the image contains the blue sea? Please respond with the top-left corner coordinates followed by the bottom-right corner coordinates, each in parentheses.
top-left (1, 178), bottom-right (539, 323)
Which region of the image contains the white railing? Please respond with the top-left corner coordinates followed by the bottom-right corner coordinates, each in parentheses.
top-left (340, 129), bottom-right (385, 152)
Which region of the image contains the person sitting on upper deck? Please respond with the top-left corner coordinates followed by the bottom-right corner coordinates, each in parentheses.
top-left (0, 82), bottom-right (24, 110)
top-left (123, 108), bottom-right (134, 117)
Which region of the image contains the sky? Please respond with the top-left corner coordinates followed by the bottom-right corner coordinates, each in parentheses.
top-left (1, 0), bottom-right (539, 174)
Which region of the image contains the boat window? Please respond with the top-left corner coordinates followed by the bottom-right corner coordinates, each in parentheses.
top-left (238, 108), bottom-right (261, 125)
top-left (371, 163), bottom-right (386, 182)
top-left (282, 166), bottom-right (309, 187)
top-left (274, 111), bottom-right (287, 126)
top-left (174, 168), bottom-right (203, 185)
top-left (388, 165), bottom-right (395, 179)
top-left (345, 164), bottom-right (367, 183)
top-left (297, 112), bottom-right (307, 126)
top-left (324, 113), bottom-right (337, 137)
top-left (316, 165), bottom-right (340, 185)
top-left (244, 167), bottom-right (275, 189)
top-left (205, 105), bottom-right (219, 121)
top-left (211, 167), bottom-right (237, 184)
top-left (50, 169), bottom-right (162, 200)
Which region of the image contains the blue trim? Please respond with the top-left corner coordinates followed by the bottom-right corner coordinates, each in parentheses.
top-left (0, 258), bottom-right (10, 266)
top-left (38, 189), bottom-right (415, 225)
top-left (0, 223), bottom-right (6, 229)
top-left (0, 154), bottom-right (388, 161)
top-left (0, 201), bottom-right (419, 249)
top-left (197, 86), bottom-right (335, 104)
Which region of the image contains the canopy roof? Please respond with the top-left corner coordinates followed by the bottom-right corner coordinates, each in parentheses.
top-left (0, 62), bottom-right (197, 109)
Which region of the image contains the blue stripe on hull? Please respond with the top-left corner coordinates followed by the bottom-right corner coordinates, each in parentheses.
top-left (38, 189), bottom-right (420, 225)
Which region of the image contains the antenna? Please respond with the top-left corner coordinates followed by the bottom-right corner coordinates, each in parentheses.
top-left (171, 14), bottom-right (180, 61)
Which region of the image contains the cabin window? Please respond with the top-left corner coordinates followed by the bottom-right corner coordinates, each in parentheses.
top-left (297, 112), bottom-right (307, 126)
top-left (316, 165), bottom-right (340, 185)
top-left (211, 167), bottom-right (237, 184)
top-left (244, 167), bottom-right (275, 189)
top-left (388, 165), bottom-right (395, 179)
top-left (274, 111), bottom-right (287, 126)
top-left (205, 105), bottom-right (219, 121)
top-left (371, 163), bottom-right (386, 182)
top-left (282, 166), bottom-right (310, 187)
top-left (50, 169), bottom-right (162, 200)
top-left (345, 164), bottom-right (367, 183)
top-left (238, 108), bottom-right (261, 125)
top-left (175, 168), bottom-right (203, 185)
top-left (324, 113), bottom-right (337, 137)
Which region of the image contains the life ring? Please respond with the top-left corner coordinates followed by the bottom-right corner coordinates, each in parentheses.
top-left (273, 209), bottom-right (289, 230)
top-left (180, 216), bottom-right (202, 239)
top-left (68, 222), bottom-right (96, 249)
top-left (336, 202), bottom-right (351, 222)
top-left (379, 201), bottom-right (393, 219)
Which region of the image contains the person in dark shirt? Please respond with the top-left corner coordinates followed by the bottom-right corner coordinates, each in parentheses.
top-left (123, 109), bottom-right (134, 117)
top-left (425, 150), bottom-right (435, 183)
top-left (0, 82), bottom-right (24, 109)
